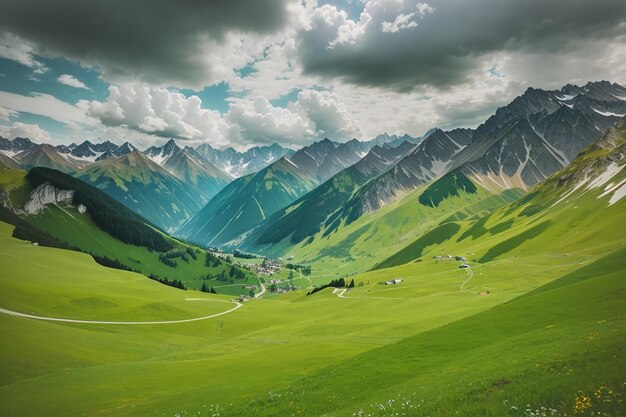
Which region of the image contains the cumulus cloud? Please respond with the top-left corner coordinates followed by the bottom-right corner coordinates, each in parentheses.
top-left (298, 0), bottom-right (626, 90)
top-left (0, 121), bottom-right (50, 142)
top-left (0, 0), bottom-right (304, 89)
top-left (85, 84), bottom-right (231, 146)
top-left (226, 96), bottom-right (314, 145)
top-left (57, 74), bottom-right (90, 90)
top-left (83, 82), bottom-right (361, 147)
top-left (328, 6), bottom-right (373, 47)
top-left (227, 38), bottom-right (313, 100)
top-left (295, 89), bottom-right (360, 139)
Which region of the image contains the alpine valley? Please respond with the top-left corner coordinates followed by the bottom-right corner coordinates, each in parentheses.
top-left (1, 67), bottom-right (626, 417)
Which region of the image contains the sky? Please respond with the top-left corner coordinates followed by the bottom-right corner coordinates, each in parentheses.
top-left (0, 0), bottom-right (625, 150)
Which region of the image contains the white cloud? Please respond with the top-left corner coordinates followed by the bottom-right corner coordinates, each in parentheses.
top-left (0, 91), bottom-right (87, 124)
top-left (329, 7), bottom-right (372, 47)
top-left (57, 74), bottom-right (90, 90)
top-left (381, 3), bottom-right (434, 33)
top-left (0, 106), bottom-right (17, 121)
top-left (226, 96), bottom-right (314, 145)
top-left (227, 38), bottom-right (314, 100)
top-left (0, 31), bottom-right (47, 71)
top-left (85, 84), bottom-right (231, 146)
top-left (325, 58), bottom-right (517, 139)
top-left (0, 121), bottom-right (50, 142)
top-left (224, 89), bottom-right (361, 145)
top-left (295, 89), bottom-right (360, 139)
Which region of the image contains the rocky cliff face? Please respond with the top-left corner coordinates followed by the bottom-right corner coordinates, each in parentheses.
top-left (23, 182), bottom-right (74, 214)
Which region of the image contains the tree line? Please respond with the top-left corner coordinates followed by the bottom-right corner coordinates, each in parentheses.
top-left (26, 167), bottom-right (173, 252)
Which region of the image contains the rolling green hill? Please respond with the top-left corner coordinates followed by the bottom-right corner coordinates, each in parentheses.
top-left (77, 150), bottom-right (206, 231)
top-left (0, 167), bottom-right (256, 293)
top-left (221, 246), bottom-right (625, 417)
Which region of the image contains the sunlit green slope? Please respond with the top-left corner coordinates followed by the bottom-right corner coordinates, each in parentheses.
top-left (0, 167), bottom-right (255, 293)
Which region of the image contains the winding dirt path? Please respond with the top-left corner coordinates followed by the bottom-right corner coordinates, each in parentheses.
top-left (459, 267), bottom-right (474, 292)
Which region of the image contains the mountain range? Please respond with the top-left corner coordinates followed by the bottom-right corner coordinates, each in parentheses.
top-left (1, 81), bottom-right (624, 250)
top-left (185, 81), bottom-right (625, 253)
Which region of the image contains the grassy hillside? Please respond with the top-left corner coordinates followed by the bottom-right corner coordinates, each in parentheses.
top-left (1, 131), bottom-right (624, 415)
top-left (0, 121), bottom-right (623, 417)
top-left (0, 221), bottom-right (233, 321)
top-left (0, 167), bottom-right (256, 294)
top-left (1, 217), bottom-right (533, 417)
top-left (249, 143), bottom-right (413, 248)
top-left (2, 184), bottom-right (623, 417)
top-left (264, 178), bottom-right (524, 278)
top-left (222, 246), bottom-right (625, 417)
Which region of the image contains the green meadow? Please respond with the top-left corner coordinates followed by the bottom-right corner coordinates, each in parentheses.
top-left (1, 136), bottom-right (625, 416)
top-left (1, 186), bottom-right (624, 417)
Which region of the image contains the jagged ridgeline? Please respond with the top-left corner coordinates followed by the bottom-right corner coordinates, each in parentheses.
top-left (25, 167), bottom-right (173, 252)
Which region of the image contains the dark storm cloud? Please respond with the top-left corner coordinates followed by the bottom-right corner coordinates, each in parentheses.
top-left (298, 0), bottom-right (626, 91)
top-left (0, 0), bottom-right (295, 88)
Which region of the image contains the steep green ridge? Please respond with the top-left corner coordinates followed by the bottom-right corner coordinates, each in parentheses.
top-left (418, 169), bottom-right (477, 207)
top-left (360, 116), bottom-right (626, 276)
top-left (249, 143), bottom-right (413, 247)
top-left (0, 167), bottom-right (255, 293)
top-left (177, 157), bottom-right (317, 247)
top-left (27, 167), bottom-right (172, 251)
top-left (270, 178), bottom-right (524, 276)
top-left (373, 222), bottom-right (461, 269)
top-left (77, 150), bottom-right (205, 231)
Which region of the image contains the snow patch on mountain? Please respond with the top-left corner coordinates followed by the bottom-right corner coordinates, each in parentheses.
top-left (607, 182), bottom-right (626, 205)
top-left (586, 162), bottom-right (623, 190)
top-left (555, 93), bottom-right (579, 101)
top-left (591, 108), bottom-right (625, 117)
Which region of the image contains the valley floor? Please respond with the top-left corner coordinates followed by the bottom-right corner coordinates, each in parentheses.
top-left (1, 220), bottom-right (624, 416)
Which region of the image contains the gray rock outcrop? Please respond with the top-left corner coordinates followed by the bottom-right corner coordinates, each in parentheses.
top-left (23, 182), bottom-right (74, 214)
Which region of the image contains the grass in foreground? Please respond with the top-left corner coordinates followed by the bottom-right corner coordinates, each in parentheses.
top-left (0, 218), bottom-right (579, 417)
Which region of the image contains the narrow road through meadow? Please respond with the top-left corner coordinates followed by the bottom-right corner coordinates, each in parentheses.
top-left (0, 300), bottom-right (243, 325)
